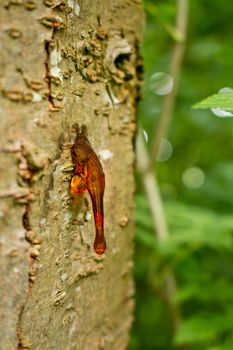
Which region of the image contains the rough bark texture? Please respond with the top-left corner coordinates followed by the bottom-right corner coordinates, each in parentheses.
top-left (0, 1), bottom-right (143, 349)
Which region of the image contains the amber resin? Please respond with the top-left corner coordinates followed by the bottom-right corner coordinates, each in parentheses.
top-left (71, 128), bottom-right (106, 255)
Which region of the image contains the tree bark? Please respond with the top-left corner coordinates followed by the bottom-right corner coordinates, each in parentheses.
top-left (0, 1), bottom-right (143, 349)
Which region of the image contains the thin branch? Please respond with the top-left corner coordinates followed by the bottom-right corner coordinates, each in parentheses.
top-left (136, 130), bottom-right (182, 332)
top-left (136, 131), bottom-right (168, 241)
top-left (136, 0), bottom-right (189, 333)
top-left (151, 0), bottom-right (189, 162)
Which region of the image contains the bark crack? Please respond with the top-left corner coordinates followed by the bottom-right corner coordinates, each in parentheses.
top-left (13, 143), bottom-right (43, 349)
top-left (44, 38), bottom-right (56, 110)
top-left (17, 202), bottom-right (42, 349)
top-left (16, 204), bottom-right (32, 350)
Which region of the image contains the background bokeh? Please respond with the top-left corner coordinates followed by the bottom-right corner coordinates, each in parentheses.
top-left (129, 0), bottom-right (233, 349)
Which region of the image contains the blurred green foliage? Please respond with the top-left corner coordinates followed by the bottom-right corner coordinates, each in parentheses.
top-left (128, 0), bottom-right (233, 349)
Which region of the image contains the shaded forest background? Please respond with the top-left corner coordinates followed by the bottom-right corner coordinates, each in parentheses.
top-left (129, 0), bottom-right (233, 349)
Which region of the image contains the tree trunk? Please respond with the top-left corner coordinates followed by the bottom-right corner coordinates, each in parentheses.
top-left (0, 1), bottom-right (143, 349)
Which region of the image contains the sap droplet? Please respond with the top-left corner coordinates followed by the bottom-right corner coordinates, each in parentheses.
top-left (218, 87), bottom-right (233, 94)
top-left (211, 108), bottom-right (233, 117)
top-left (149, 72), bottom-right (173, 95)
top-left (94, 237), bottom-right (106, 255)
top-left (211, 87), bottom-right (233, 118)
top-left (142, 129), bottom-right (149, 143)
top-left (156, 138), bottom-right (173, 162)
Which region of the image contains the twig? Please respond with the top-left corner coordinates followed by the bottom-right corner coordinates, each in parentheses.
top-left (136, 130), bottom-right (182, 332)
top-left (151, 0), bottom-right (189, 162)
top-left (136, 0), bottom-right (189, 333)
top-left (136, 131), bottom-right (168, 241)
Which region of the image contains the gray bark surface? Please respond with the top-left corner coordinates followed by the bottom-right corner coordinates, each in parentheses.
top-left (0, 1), bottom-right (143, 349)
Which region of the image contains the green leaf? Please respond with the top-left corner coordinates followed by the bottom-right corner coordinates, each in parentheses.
top-left (193, 93), bottom-right (233, 109)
